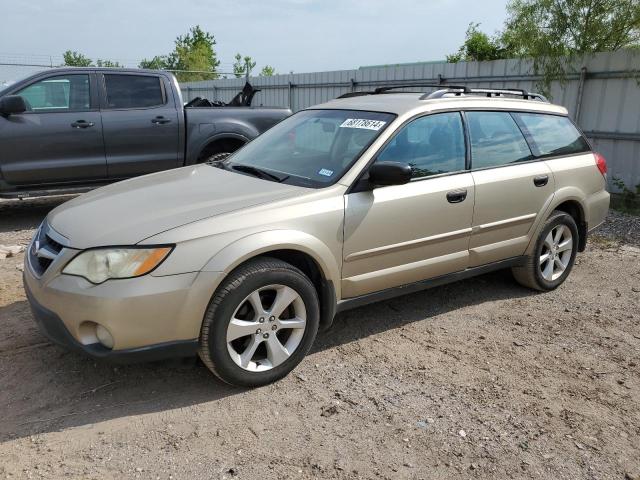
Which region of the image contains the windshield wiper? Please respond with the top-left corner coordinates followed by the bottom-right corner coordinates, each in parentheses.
top-left (231, 164), bottom-right (289, 183)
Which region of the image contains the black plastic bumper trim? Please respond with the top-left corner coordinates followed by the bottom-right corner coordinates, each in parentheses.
top-left (24, 278), bottom-right (198, 364)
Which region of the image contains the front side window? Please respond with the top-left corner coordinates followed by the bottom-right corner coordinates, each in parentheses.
top-left (467, 111), bottom-right (533, 169)
top-left (104, 74), bottom-right (164, 109)
top-left (222, 109), bottom-right (395, 188)
top-left (513, 112), bottom-right (590, 157)
top-left (377, 112), bottom-right (466, 178)
top-left (16, 74), bottom-right (90, 112)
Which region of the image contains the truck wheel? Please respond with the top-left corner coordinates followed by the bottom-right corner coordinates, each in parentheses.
top-left (204, 152), bottom-right (231, 165)
top-left (198, 257), bottom-right (320, 387)
top-left (512, 210), bottom-right (579, 291)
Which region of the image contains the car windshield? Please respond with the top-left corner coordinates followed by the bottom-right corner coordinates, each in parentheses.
top-left (222, 109), bottom-right (396, 188)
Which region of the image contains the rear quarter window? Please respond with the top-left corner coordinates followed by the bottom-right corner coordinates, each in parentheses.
top-left (513, 113), bottom-right (590, 157)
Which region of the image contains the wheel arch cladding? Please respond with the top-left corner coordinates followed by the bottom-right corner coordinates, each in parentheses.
top-left (552, 199), bottom-right (587, 251)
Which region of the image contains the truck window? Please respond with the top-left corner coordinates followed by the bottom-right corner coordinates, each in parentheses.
top-left (512, 112), bottom-right (590, 157)
top-left (104, 74), bottom-right (164, 109)
top-left (16, 74), bottom-right (90, 112)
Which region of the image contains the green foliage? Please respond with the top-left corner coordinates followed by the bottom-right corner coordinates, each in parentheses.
top-left (447, 1), bottom-right (640, 96)
top-left (446, 23), bottom-right (509, 63)
top-left (96, 59), bottom-right (122, 68)
top-left (260, 65), bottom-right (276, 76)
top-left (233, 54), bottom-right (257, 78)
top-left (62, 50), bottom-right (93, 67)
top-left (501, 0), bottom-right (640, 95)
top-left (138, 56), bottom-right (170, 70)
top-left (139, 25), bottom-right (220, 82)
top-left (611, 177), bottom-right (640, 214)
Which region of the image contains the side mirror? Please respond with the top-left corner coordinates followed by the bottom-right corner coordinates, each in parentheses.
top-left (368, 161), bottom-right (412, 187)
top-left (0, 95), bottom-right (27, 116)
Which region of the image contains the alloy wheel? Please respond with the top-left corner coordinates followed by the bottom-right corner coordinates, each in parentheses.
top-left (226, 284), bottom-right (307, 372)
top-left (539, 224), bottom-right (573, 281)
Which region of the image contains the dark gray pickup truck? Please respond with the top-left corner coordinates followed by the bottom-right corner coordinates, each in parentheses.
top-left (0, 67), bottom-right (291, 198)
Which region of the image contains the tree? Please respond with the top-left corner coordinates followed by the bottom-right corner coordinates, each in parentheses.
top-left (96, 59), bottom-right (122, 68)
top-left (233, 54), bottom-right (257, 78)
top-left (62, 50), bottom-right (93, 67)
top-left (447, 23), bottom-right (509, 63)
top-left (259, 65), bottom-right (276, 76)
top-left (139, 56), bottom-right (170, 70)
top-left (501, 0), bottom-right (640, 92)
top-left (140, 26), bottom-right (220, 81)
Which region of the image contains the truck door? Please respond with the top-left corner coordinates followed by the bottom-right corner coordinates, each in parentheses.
top-left (0, 72), bottom-right (106, 187)
top-left (99, 72), bottom-right (180, 179)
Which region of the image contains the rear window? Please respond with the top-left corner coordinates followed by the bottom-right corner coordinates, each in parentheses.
top-left (513, 113), bottom-right (590, 157)
top-left (104, 74), bottom-right (164, 109)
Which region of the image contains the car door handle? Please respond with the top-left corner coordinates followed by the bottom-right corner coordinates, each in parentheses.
top-left (151, 116), bottom-right (171, 125)
top-left (446, 189), bottom-right (467, 203)
top-left (533, 175), bottom-right (549, 187)
top-left (71, 120), bottom-right (94, 129)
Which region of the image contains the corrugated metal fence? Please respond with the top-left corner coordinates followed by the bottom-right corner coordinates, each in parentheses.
top-left (181, 51), bottom-right (640, 190)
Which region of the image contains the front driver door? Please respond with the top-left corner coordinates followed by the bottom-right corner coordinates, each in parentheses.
top-left (0, 73), bottom-right (106, 187)
top-left (342, 112), bottom-right (474, 298)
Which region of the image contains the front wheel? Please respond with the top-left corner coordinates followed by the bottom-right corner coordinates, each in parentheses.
top-left (198, 257), bottom-right (319, 387)
top-left (512, 210), bottom-right (579, 291)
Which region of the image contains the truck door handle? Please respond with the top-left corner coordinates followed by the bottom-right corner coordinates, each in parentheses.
top-left (151, 116), bottom-right (171, 125)
top-left (533, 175), bottom-right (549, 187)
top-left (446, 189), bottom-right (467, 203)
top-left (71, 120), bottom-right (94, 129)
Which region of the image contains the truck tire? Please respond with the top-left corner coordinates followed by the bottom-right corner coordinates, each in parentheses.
top-left (198, 257), bottom-right (320, 387)
top-left (204, 152), bottom-right (231, 165)
top-left (512, 210), bottom-right (579, 291)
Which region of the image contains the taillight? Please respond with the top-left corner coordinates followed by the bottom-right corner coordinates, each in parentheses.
top-left (594, 152), bottom-right (607, 176)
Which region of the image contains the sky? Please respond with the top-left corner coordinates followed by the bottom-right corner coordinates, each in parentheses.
top-left (1, 0), bottom-right (510, 76)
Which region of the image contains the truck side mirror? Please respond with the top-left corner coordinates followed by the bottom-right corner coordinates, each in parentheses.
top-left (0, 95), bottom-right (27, 117)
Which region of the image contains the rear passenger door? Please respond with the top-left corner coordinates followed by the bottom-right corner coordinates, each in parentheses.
top-left (466, 111), bottom-right (555, 267)
top-left (100, 73), bottom-right (180, 179)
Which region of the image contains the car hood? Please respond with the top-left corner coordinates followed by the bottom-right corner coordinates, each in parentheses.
top-left (47, 165), bottom-right (307, 249)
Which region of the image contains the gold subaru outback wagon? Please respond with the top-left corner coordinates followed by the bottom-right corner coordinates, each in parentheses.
top-left (24, 86), bottom-right (610, 386)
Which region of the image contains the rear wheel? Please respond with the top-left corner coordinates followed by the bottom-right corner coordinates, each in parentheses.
top-left (198, 257), bottom-right (319, 387)
top-left (512, 210), bottom-right (579, 291)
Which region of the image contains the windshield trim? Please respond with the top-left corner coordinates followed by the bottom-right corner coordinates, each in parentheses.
top-left (222, 108), bottom-right (398, 189)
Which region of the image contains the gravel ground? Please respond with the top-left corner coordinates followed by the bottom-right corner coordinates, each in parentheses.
top-left (0, 197), bottom-right (639, 480)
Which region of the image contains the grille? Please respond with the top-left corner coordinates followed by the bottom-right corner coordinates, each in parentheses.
top-left (29, 225), bottom-right (64, 276)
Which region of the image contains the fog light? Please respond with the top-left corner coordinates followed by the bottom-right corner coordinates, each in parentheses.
top-left (95, 325), bottom-right (114, 349)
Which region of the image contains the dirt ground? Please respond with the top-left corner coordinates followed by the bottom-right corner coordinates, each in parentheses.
top-left (0, 197), bottom-right (639, 480)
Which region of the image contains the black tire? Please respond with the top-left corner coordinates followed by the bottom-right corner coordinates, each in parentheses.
top-left (203, 152), bottom-right (231, 165)
top-left (512, 210), bottom-right (579, 291)
top-left (198, 257), bottom-right (320, 387)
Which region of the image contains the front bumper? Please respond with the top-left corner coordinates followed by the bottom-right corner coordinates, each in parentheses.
top-left (23, 238), bottom-right (222, 363)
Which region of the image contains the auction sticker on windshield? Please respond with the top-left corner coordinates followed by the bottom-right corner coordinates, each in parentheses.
top-left (339, 118), bottom-right (387, 130)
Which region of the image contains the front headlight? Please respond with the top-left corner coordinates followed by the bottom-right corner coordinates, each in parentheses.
top-left (62, 246), bottom-right (173, 284)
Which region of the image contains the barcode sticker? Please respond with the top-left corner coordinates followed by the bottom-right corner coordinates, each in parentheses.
top-left (339, 118), bottom-right (387, 131)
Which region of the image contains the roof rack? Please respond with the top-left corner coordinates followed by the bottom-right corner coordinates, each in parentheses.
top-left (336, 84), bottom-right (548, 102)
top-left (422, 87), bottom-right (548, 102)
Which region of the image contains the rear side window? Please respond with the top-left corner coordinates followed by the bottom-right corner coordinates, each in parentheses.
top-left (377, 112), bottom-right (466, 178)
top-left (466, 111), bottom-right (533, 169)
top-left (513, 113), bottom-right (590, 157)
top-left (104, 74), bottom-right (164, 109)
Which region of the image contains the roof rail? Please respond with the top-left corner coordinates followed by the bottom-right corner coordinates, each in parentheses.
top-left (337, 84), bottom-right (548, 102)
top-left (422, 87), bottom-right (548, 102)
